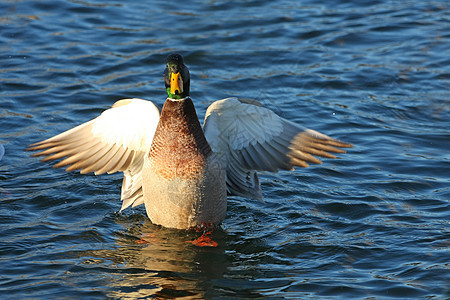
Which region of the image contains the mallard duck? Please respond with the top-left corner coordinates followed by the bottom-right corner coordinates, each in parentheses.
top-left (28, 53), bottom-right (352, 229)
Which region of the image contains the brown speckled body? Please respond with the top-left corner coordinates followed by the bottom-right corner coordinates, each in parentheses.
top-left (142, 98), bottom-right (227, 229)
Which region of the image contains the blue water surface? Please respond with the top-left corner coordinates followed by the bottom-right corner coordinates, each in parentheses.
top-left (1, 0), bottom-right (449, 299)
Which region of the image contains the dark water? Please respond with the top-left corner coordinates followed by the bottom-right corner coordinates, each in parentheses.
top-left (1, 0), bottom-right (449, 298)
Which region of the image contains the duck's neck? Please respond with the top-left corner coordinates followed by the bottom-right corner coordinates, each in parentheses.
top-left (149, 97), bottom-right (212, 179)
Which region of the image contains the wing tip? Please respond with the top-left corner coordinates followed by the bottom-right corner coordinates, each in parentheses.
top-left (26, 143), bottom-right (46, 152)
top-left (334, 141), bottom-right (353, 149)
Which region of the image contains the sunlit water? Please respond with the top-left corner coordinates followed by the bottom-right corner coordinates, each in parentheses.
top-left (1, 0), bottom-right (449, 299)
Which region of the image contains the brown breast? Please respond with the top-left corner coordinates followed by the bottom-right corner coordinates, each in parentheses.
top-left (149, 98), bottom-right (212, 179)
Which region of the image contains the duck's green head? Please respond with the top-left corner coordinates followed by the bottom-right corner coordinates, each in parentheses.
top-left (164, 53), bottom-right (190, 99)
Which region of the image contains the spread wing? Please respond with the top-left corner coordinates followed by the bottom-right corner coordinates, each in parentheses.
top-left (203, 97), bottom-right (352, 200)
top-left (27, 98), bottom-right (160, 211)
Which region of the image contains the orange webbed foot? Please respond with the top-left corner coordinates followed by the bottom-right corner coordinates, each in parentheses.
top-left (187, 223), bottom-right (218, 247)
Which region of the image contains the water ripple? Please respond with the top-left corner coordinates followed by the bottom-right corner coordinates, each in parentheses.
top-left (0, 0), bottom-right (449, 298)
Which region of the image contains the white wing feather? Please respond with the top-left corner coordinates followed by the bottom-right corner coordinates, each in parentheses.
top-left (28, 98), bottom-right (160, 211)
top-left (203, 97), bottom-right (351, 200)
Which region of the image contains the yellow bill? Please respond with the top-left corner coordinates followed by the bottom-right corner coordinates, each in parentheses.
top-left (170, 72), bottom-right (183, 95)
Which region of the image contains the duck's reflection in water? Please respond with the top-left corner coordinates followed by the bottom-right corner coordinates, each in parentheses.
top-left (107, 215), bottom-right (230, 299)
